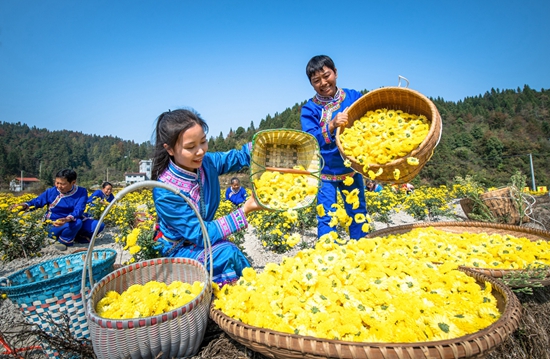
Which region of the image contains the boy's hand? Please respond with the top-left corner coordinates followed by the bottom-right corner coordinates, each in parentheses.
top-left (329, 110), bottom-right (349, 133)
top-left (53, 218), bottom-right (70, 226)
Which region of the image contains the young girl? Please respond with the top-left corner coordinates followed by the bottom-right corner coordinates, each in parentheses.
top-left (151, 109), bottom-right (262, 286)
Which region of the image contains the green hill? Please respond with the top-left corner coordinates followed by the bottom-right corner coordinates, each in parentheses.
top-left (1, 85), bottom-right (549, 190)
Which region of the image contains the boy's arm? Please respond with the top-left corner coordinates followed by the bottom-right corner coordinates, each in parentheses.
top-left (300, 105), bottom-right (334, 145)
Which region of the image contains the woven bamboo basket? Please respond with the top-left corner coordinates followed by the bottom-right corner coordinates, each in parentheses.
top-left (0, 249), bottom-right (116, 357)
top-left (368, 221), bottom-right (550, 287)
top-left (335, 87), bottom-right (442, 184)
top-left (250, 129), bottom-right (323, 211)
top-left (210, 268), bottom-right (521, 359)
top-left (460, 187), bottom-right (530, 225)
top-left (82, 181), bottom-right (213, 359)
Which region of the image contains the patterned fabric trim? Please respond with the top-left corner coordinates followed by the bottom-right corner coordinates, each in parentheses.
top-left (158, 160), bottom-right (204, 205)
top-left (312, 88), bottom-right (346, 145)
top-left (321, 122), bottom-right (331, 144)
top-left (321, 172), bottom-right (356, 182)
top-left (214, 208), bottom-right (248, 238)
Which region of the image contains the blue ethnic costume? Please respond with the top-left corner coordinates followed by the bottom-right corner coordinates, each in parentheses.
top-left (153, 144), bottom-right (252, 286)
top-left (25, 185), bottom-right (88, 245)
top-left (77, 189), bottom-right (115, 242)
top-left (300, 87), bottom-right (369, 240)
top-left (225, 186), bottom-right (247, 206)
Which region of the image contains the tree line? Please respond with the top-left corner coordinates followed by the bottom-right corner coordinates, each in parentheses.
top-left (1, 85), bottom-right (549, 191)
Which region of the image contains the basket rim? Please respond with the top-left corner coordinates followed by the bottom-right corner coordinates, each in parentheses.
top-left (210, 268), bottom-right (521, 358)
top-left (335, 86), bottom-right (442, 183)
top-left (87, 256), bottom-right (212, 328)
top-left (0, 248), bottom-right (117, 290)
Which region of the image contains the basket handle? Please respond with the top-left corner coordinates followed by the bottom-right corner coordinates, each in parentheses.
top-left (80, 180), bottom-right (213, 312)
top-left (398, 75), bottom-right (410, 88)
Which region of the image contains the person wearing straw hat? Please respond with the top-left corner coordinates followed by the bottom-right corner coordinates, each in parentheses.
top-left (11, 168), bottom-right (88, 251)
top-left (150, 108), bottom-right (263, 286)
top-left (300, 55), bottom-right (370, 241)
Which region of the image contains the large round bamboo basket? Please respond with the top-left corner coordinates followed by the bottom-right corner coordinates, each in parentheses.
top-left (368, 221), bottom-right (550, 287)
top-left (335, 87), bottom-right (442, 184)
top-left (210, 268), bottom-right (521, 359)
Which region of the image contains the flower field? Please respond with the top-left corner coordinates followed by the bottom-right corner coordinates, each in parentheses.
top-left (1, 182), bottom-right (550, 359)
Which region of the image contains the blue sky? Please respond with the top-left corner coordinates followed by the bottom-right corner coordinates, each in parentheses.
top-left (1, 0), bottom-right (548, 144)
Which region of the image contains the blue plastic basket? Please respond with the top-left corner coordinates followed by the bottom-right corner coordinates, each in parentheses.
top-left (0, 249), bottom-right (116, 357)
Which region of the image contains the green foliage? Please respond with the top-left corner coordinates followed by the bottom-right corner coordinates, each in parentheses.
top-left (132, 227), bottom-right (159, 263)
top-left (501, 264), bottom-right (549, 295)
top-left (0, 205), bottom-right (49, 262)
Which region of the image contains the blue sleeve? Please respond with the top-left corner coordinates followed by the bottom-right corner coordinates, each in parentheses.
top-left (300, 101), bottom-right (333, 145)
top-left (25, 188), bottom-right (51, 209)
top-left (225, 187), bottom-right (231, 201)
top-left (87, 190), bottom-right (102, 204)
top-left (154, 189), bottom-right (247, 247)
top-left (207, 143), bottom-right (252, 175)
top-left (70, 188), bottom-right (88, 219)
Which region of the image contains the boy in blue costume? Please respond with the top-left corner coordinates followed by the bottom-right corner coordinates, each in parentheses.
top-left (300, 55), bottom-right (369, 240)
top-left (76, 181), bottom-right (115, 242)
top-left (151, 109), bottom-right (263, 286)
top-left (225, 177), bottom-right (247, 207)
top-left (14, 169), bottom-right (88, 250)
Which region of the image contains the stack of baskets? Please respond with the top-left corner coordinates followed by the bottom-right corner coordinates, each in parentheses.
top-left (335, 87), bottom-right (442, 184)
top-left (0, 249), bottom-right (116, 357)
top-left (460, 187), bottom-right (531, 225)
top-left (368, 221), bottom-right (550, 287)
top-left (250, 129), bottom-right (323, 211)
top-left (82, 181), bottom-right (213, 359)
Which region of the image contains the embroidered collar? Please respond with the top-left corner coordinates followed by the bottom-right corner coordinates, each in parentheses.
top-left (158, 160), bottom-right (205, 217)
top-left (313, 87), bottom-right (343, 105)
top-left (57, 185), bottom-right (79, 197)
top-left (312, 87), bottom-right (346, 126)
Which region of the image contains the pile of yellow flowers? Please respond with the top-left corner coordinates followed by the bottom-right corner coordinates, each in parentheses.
top-left (371, 227), bottom-right (550, 269)
top-left (214, 235), bottom-right (500, 343)
top-left (96, 280), bottom-right (204, 319)
top-left (252, 168), bottom-right (318, 210)
top-left (339, 108), bottom-right (430, 171)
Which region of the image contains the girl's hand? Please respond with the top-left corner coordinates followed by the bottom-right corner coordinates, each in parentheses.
top-left (242, 196), bottom-right (263, 215)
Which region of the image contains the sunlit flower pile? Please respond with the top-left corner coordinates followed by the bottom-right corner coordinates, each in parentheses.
top-left (214, 235), bottom-right (500, 342)
top-left (252, 168), bottom-right (318, 210)
top-left (339, 108), bottom-right (430, 177)
top-left (371, 227), bottom-right (550, 269)
top-left (96, 280), bottom-right (205, 319)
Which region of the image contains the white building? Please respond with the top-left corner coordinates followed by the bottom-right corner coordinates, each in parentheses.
top-left (124, 159), bottom-right (152, 184)
top-left (139, 159), bottom-right (152, 180)
top-left (125, 172), bottom-right (147, 184)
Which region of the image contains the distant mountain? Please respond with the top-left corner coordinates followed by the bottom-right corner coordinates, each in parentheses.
top-left (2, 85), bottom-right (549, 189)
top-left (209, 85), bottom-right (550, 188)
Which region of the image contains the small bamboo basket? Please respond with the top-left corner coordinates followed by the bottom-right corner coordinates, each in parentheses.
top-left (250, 129), bottom-right (323, 211)
top-left (210, 268), bottom-right (521, 359)
top-left (368, 221), bottom-right (550, 287)
top-left (335, 86), bottom-right (442, 184)
top-left (460, 187), bottom-right (531, 225)
top-left (82, 181), bottom-right (213, 359)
